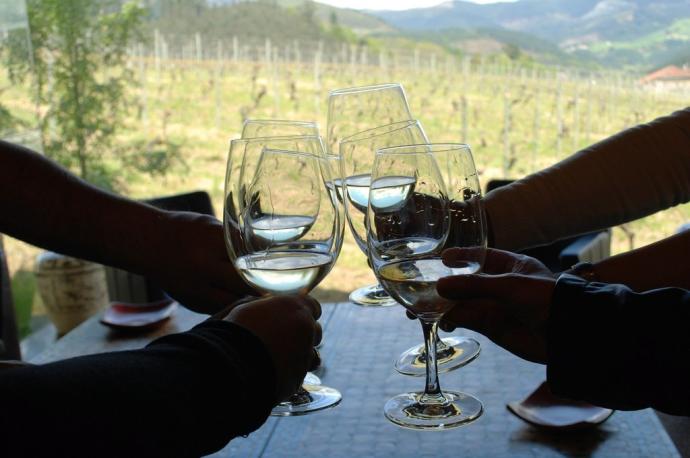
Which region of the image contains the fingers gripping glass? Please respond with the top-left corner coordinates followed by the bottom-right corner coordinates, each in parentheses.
top-left (367, 143), bottom-right (487, 430)
top-left (394, 143), bottom-right (484, 376)
top-left (235, 123), bottom-right (339, 373)
top-left (224, 137), bottom-right (344, 416)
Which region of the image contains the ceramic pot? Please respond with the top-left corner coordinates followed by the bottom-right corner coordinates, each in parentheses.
top-left (35, 252), bottom-right (109, 336)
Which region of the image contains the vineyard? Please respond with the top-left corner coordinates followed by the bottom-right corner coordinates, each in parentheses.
top-left (3, 36), bottom-right (690, 304)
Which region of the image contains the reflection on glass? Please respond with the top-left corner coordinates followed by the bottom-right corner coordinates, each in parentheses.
top-left (224, 138), bottom-right (344, 416)
top-left (368, 143), bottom-right (487, 430)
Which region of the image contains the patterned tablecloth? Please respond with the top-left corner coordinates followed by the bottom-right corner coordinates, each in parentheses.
top-left (217, 303), bottom-right (679, 458)
top-left (33, 301), bottom-right (680, 458)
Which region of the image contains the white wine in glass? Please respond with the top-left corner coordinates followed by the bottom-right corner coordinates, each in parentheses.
top-left (338, 120), bottom-right (427, 307)
top-left (368, 143), bottom-right (487, 430)
top-left (224, 138), bottom-right (344, 416)
top-left (227, 132), bottom-right (331, 386)
top-left (326, 84), bottom-right (413, 308)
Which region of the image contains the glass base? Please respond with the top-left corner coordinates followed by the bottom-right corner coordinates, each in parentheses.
top-left (270, 383), bottom-right (341, 417)
top-left (349, 284), bottom-right (398, 307)
top-left (384, 391), bottom-right (483, 430)
top-left (395, 336), bottom-right (481, 376)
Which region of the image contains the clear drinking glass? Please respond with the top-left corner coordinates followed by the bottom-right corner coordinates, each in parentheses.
top-left (326, 83), bottom-right (413, 157)
top-left (224, 137), bottom-right (344, 416)
top-left (394, 140), bottom-right (484, 376)
top-left (239, 120), bottom-right (324, 382)
top-left (340, 121), bottom-right (481, 374)
top-left (326, 83), bottom-right (413, 306)
top-left (367, 143), bottom-right (486, 430)
top-left (242, 119), bottom-right (319, 138)
top-left (225, 136), bottom-right (330, 270)
top-left (338, 120), bottom-right (427, 307)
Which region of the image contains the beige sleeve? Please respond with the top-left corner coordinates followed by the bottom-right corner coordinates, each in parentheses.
top-left (485, 108), bottom-right (690, 251)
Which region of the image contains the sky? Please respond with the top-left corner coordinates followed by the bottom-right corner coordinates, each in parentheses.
top-left (317, 0), bottom-right (518, 10)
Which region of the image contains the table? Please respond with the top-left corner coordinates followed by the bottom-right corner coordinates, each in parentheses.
top-left (33, 302), bottom-right (681, 458)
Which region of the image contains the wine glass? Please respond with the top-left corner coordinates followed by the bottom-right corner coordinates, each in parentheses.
top-left (239, 121), bottom-right (326, 385)
top-left (340, 122), bottom-right (481, 376)
top-left (326, 83), bottom-right (412, 157)
top-left (225, 136), bottom-right (328, 270)
top-left (242, 119), bottom-right (319, 138)
top-left (327, 83), bottom-right (412, 306)
top-left (227, 135), bottom-right (337, 386)
top-left (367, 143), bottom-right (486, 430)
top-left (224, 137), bottom-right (344, 416)
top-left (393, 141), bottom-right (484, 376)
top-left (338, 120), bottom-right (427, 307)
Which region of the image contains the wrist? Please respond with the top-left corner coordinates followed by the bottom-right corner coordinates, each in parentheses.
top-left (561, 261), bottom-right (599, 282)
top-left (107, 201), bottom-right (167, 275)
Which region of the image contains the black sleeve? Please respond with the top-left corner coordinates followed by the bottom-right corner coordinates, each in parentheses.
top-left (0, 320), bottom-right (276, 457)
top-left (547, 274), bottom-right (690, 415)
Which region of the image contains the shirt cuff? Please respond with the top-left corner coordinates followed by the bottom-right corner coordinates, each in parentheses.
top-left (547, 274), bottom-right (609, 404)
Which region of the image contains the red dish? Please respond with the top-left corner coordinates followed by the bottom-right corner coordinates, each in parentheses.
top-left (100, 299), bottom-right (177, 329)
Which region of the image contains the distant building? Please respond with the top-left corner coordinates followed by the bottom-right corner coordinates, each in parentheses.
top-left (640, 65), bottom-right (690, 86)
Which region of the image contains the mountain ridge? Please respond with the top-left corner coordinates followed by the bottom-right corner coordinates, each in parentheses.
top-left (370, 0), bottom-right (690, 68)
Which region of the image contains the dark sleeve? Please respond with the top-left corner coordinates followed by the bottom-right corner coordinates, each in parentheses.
top-left (547, 274), bottom-right (690, 415)
top-left (0, 320), bottom-right (276, 458)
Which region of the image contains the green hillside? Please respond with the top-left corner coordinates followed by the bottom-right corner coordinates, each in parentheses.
top-left (145, 1), bottom-right (459, 62)
top-left (585, 18), bottom-right (690, 69)
top-left (372, 0), bottom-right (690, 70)
top-left (276, 0), bottom-right (394, 35)
top-left (147, 1), bottom-right (342, 46)
top-left (142, 1), bottom-right (596, 68)
top-left (410, 27), bottom-right (592, 67)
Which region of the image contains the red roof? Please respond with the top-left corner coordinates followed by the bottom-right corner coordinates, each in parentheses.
top-left (641, 65), bottom-right (690, 84)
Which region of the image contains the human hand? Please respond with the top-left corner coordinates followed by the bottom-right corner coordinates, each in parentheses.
top-left (222, 295), bottom-right (322, 402)
top-left (437, 247), bottom-right (555, 364)
top-left (143, 211), bottom-right (254, 315)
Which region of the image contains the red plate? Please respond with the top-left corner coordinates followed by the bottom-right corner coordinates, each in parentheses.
top-left (100, 299), bottom-right (177, 329)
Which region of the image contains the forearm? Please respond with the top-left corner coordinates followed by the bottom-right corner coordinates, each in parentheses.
top-left (0, 320), bottom-right (275, 457)
top-left (590, 230), bottom-right (690, 291)
top-left (485, 108), bottom-right (690, 251)
top-left (547, 275), bottom-right (690, 415)
top-left (0, 140), bottom-right (163, 272)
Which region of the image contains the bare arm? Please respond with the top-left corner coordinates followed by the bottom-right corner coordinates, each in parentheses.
top-left (588, 230), bottom-right (690, 290)
top-left (1, 140), bottom-right (160, 270)
top-left (0, 140), bottom-right (252, 313)
top-left (485, 108), bottom-right (690, 250)
top-left (484, 108), bottom-right (690, 290)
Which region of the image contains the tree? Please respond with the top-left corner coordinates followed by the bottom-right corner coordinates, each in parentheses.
top-left (7, 0), bottom-right (178, 190)
top-left (0, 2), bottom-right (32, 135)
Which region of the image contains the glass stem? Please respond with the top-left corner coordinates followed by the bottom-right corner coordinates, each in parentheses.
top-left (435, 334), bottom-right (449, 352)
top-left (419, 318), bottom-right (448, 406)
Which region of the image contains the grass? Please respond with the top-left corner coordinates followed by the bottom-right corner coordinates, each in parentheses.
top-left (3, 55), bottom-right (690, 309)
top-left (10, 270), bottom-right (36, 337)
